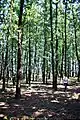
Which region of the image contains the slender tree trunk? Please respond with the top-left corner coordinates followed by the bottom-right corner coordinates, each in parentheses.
top-left (78, 60), bottom-right (80, 81)
top-left (0, 62), bottom-right (2, 80)
top-left (68, 58), bottom-right (70, 78)
top-left (42, 39), bottom-right (46, 84)
top-left (71, 35), bottom-right (75, 77)
top-left (28, 24), bottom-right (31, 86)
top-left (2, 39), bottom-right (5, 90)
top-left (23, 50), bottom-right (26, 79)
top-left (5, 31), bottom-right (9, 82)
top-left (2, 29), bottom-right (9, 90)
top-left (74, 27), bottom-right (80, 81)
top-left (10, 0), bottom-right (14, 86)
top-left (26, 51), bottom-right (28, 84)
top-left (50, 0), bottom-right (54, 88)
top-left (72, 6), bottom-right (80, 81)
top-left (42, 0), bottom-right (47, 84)
top-left (60, 32), bottom-right (64, 79)
top-left (3, 70), bottom-right (5, 90)
top-left (64, 2), bottom-right (67, 77)
top-left (15, 43), bottom-right (17, 81)
top-left (7, 67), bottom-right (9, 87)
top-left (0, 43), bottom-right (1, 79)
top-left (48, 55), bottom-right (51, 79)
top-left (3, 27), bottom-right (9, 90)
top-left (46, 61), bottom-right (48, 84)
top-left (11, 39), bottom-right (14, 85)
top-left (34, 43), bottom-right (37, 81)
top-left (55, 3), bottom-right (58, 90)
top-left (15, 0), bottom-right (24, 98)
top-left (37, 56), bottom-right (40, 80)
top-left (2, 13), bottom-right (5, 90)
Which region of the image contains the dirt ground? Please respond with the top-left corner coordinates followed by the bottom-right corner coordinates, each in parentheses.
top-left (0, 82), bottom-right (80, 120)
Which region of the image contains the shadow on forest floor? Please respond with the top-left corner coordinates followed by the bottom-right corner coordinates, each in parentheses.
top-left (0, 81), bottom-right (80, 120)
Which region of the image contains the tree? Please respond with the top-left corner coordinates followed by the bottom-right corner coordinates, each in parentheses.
top-left (72, 5), bottom-right (80, 81)
top-left (64, 1), bottom-right (67, 77)
top-left (42, 0), bottom-right (47, 84)
top-left (15, 0), bottom-right (24, 98)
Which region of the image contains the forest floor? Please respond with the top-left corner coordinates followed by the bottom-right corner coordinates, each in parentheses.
top-left (0, 78), bottom-right (80, 120)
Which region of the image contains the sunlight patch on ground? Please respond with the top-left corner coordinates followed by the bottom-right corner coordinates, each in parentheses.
top-left (66, 94), bottom-right (71, 98)
top-left (32, 92), bottom-right (38, 95)
top-left (51, 100), bottom-right (60, 103)
top-left (72, 93), bottom-right (80, 100)
top-left (0, 102), bottom-right (9, 109)
top-left (32, 106), bottom-right (36, 110)
top-left (54, 91), bottom-right (71, 96)
top-left (1, 106), bottom-right (8, 109)
top-left (31, 81), bottom-right (43, 84)
top-left (75, 85), bottom-right (80, 88)
top-left (0, 102), bottom-right (6, 106)
top-left (32, 109), bottom-right (47, 118)
top-left (40, 93), bottom-right (47, 96)
top-left (39, 95), bottom-right (48, 99)
top-left (50, 95), bottom-right (54, 98)
top-left (13, 104), bottom-right (20, 107)
top-left (0, 114), bottom-right (4, 118)
top-left (61, 94), bottom-right (66, 97)
top-left (6, 88), bottom-right (16, 92)
top-left (57, 85), bottom-right (64, 88)
top-left (69, 77), bottom-right (77, 80)
top-left (54, 91), bottom-right (65, 94)
top-left (46, 85), bottom-right (53, 88)
top-left (32, 109), bottom-right (57, 118)
top-left (25, 93), bottom-right (31, 97)
top-left (38, 109), bottom-right (47, 112)
top-left (67, 86), bottom-right (74, 89)
top-left (34, 89), bottom-right (47, 93)
top-left (47, 90), bottom-right (53, 94)
top-left (68, 97), bottom-right (72, 100)
top-left (22, 87), bottom-right (37, 94)
top-left (32, 111), bottom-right (43, 118)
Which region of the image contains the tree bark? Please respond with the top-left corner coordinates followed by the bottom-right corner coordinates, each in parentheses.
top-left (55, 3), bottom-right (58, 90)
top-left (64, 2), bottom-right (67, 77)
top-left (42, 0), bottom-right (47, 84)
top-left (72, 6), bottom-right (80, 81)
top-left (50, 0), bottom-right (54, 88)
top-left (28, 23), bottom-right (31, 86)
top-left (26, 51), bottom-right (28, 84)
top-left (60, 32), bottom-right (64, 79)
top-left (15, 0), bottom-right (24, 98)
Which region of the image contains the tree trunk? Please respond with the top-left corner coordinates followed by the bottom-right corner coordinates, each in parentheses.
top-left (26, 51), bottom-right (28, 84)
top-left (2, 35), bottom-right (8, 90)
top-left (55, 3), bottom-right (58, 90)
top-left (11, 39), bottom-right (14, 85)
top-left (10, 0), bottom-right (14, 86)
top-left (34, 43), bottom-right (37, 81)
top-left (72, 6), bottom-right (80, 81)
top-left (28, 25), bottom-right (31, 86)
top-left (7, 67), bottom-right (9, 87)
top-left (78, 60), bottom-right (80, 82)
top-left (15, 0), bottom-right (24, 99)
top-left (68, 58), bottom-right (70, 78)
top-left (2, 39), bottom-right (5, 90)
top-left (42, 0), bottom-right (47, 84)
top-left (60, 32), bottom-right (64, 79)
top-left (50, 0), bottom-right (54, 88)
top-left (64, 2), bottom-right (67, 77)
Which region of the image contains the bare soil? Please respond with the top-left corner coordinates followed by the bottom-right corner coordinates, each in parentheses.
top-left (0, 82), bottom-right (80, 120)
